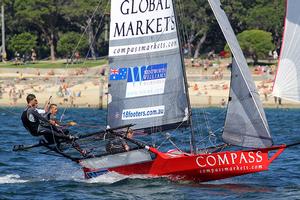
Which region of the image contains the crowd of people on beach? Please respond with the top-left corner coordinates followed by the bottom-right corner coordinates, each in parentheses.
top-left (0, 52), bottom-right (286, 108)
top-left (0, 83), bottom-right (25, 105)
top-left (182, 55), bottom-right (284, 107)
top-left (13, 49), bottom-right (37, 65)
top-left (0, 65), bottom-right (108, 107)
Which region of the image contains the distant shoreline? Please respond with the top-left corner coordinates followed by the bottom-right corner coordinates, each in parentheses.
top-left (0, 103), bottom-right (298, 109)
top-left (1, 60), bottom-right (299, 109)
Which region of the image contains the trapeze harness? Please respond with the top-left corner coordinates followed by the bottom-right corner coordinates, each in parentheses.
top-left (21, 107), bottom-right (43, 136)
top-left (21, 107), bottom-right (71, 143)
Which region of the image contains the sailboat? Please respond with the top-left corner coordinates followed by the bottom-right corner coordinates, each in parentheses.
top-left (77, 0), bottom-right (289, 181)
top-left (13, 0), bottom-right (298, 182)
top-left (273, 0), bottom-right (300, 102)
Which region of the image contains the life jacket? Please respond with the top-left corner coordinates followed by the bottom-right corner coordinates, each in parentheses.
top-left (21, 108), bottom-right (41, 136)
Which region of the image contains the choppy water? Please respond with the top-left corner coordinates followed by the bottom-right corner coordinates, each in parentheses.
top-left (0, 107), bottom-right (300, 200)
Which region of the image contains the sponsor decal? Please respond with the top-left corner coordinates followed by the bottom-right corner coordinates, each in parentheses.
top-left (122, 105), bottom-right (165, 120)
top-left (109, 68), bottom-right (128, 81)
top-left (109, 39), bottom-right (178, 57)
top-left (196, 151), bottom-right (265, 174)
top-left (126, 63), bottom-right (167, 98)
top-left (85, 168), bottom-right (108, 179)
top-left (199, 165), bottom-right (263, 174)
top-left (110, 0), bottom-right (175, 40)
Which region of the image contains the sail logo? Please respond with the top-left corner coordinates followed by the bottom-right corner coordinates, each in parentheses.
top-left (110, 0), bottom-right (176, 40)
top-left (122, 105), bottom-right (165, 120)
top-left (109, 39), bottom-right (178, 56)
top-left (126, 63), bottom-right (167, 98)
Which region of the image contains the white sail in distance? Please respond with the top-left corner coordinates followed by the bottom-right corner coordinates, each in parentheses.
top-left (273, 0), bottom-right (300, 102)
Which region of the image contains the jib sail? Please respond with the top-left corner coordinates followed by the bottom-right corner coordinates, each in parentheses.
top-left (208, 0), bottom-right (273, 148)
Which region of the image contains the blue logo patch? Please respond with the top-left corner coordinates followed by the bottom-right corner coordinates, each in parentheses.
top-left (85, 168), bottom-right (109, 179)
top-left (127, 63), bottom-right (167, 83)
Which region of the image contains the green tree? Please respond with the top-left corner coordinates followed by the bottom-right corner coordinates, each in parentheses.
top-left (14, 0), bottom-right (70, 61)
top-left (176, 0), bottom-right (212, 58)
top-left (8, 32), bottom-right (37, 56)
top-left (57, 32), bottom-right (88, 58)
top-left (61, 0), bottom-right (109, 59)
top-left (245, 1), bottom-right (284, 49)
top-left (221, 0), bottom-right (257, 32)
top-left (236, 29), bottom-right (275, 64)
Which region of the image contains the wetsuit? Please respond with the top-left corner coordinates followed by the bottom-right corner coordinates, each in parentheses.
top-left (106, 136), bottom-right (128, 154)
top-left (42, 112), bottom-right (70, 136)
top-left (21, 106), bottom-right (71, 144)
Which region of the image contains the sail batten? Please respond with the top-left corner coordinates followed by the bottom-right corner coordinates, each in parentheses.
top-left (273, 0), bottom-right (300, 102)
top-left (107, 0), bottom-right (189, 132)
top-left (208, 0), bottom-right (273, 148)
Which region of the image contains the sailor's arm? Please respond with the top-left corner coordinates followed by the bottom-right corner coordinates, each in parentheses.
top-left (124, 144), bottom-right (130, 151)
top-left (121, 140), bottom-right (130, 151)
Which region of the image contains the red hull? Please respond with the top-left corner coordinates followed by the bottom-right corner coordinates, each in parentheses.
top-left (81, 145), bottom-right (285, 182)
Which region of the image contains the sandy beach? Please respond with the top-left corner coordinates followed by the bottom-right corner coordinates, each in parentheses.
top-left (0, 60), bottom-right (298, 108)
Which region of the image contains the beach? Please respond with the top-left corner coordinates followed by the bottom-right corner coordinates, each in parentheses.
top-left (0, 60), bottom-right (297, 108)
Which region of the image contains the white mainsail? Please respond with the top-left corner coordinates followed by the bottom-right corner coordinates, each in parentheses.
top-left (273, 0), bottom-right (300, 102)
top-left (208, 0), bottom-right (273, 148)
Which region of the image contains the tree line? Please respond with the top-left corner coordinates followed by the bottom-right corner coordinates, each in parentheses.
top-left (2, 0), bottom-right (285, 63)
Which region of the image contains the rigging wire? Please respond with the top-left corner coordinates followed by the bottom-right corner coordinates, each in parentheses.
top-left (177, 0), bottom-right (188, 46)
top-left (59, 0), bottom-right (110, 121)
top-left (193, 107), bottom-right (227, 149)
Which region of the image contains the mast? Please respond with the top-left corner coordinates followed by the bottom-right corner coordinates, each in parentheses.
top-left (171, 0), bottom-right (196, 153)
top-left (1, 2), bottom-right (5, 62)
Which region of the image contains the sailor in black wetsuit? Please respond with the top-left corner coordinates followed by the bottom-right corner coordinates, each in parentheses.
top-left (42, 103), bottom-right (72, 136)
top-left (106, 129), bottom-right (134, 153)
top-left (21, 94), bottom-right (76, 144)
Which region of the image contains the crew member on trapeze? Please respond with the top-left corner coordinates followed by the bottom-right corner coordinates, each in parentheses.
top-left (21, 94), bottom-right (77, 144)
top-left (43, 103), bottom-right (76, 136)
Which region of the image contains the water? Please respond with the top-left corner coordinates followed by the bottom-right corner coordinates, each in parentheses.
top-left (0, 107), bottom-right (300, 200)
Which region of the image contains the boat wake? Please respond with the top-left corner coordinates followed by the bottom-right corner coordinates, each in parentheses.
top-left (76, 172), bottom-right (156, 184)
top-left (0, 174), bottom-right (28, 184)
top-left (78, 172), bottom-right (129, 184)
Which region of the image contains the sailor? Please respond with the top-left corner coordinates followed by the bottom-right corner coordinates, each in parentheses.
top-left (42, 103), bottom-right (76, 135)
top-left (106, 129), bottom-right (134, 154)
top-left (21, 94), bottom-right (76, 144)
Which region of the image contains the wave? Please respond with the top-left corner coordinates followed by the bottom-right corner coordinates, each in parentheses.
top-left (74, 171), bottom-right (164, 185)
top-left (75, 172), bottom-right (129, 184)
top-left (0, 174), bottom-right (28, 184)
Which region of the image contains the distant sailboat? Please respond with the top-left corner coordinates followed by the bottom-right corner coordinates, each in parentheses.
top-left (14, 0), bottom-right (299, 182)
top-left (273, 0), bottom-right (300, 102)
